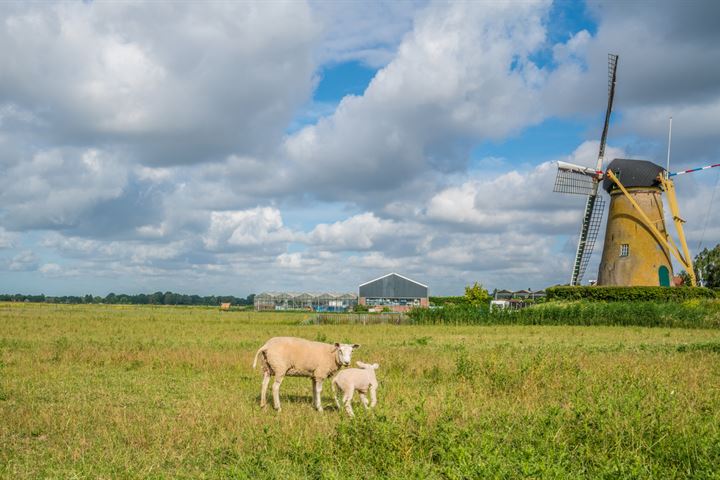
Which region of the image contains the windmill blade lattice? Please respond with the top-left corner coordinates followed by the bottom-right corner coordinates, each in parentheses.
top-left (572, 195), bottom-right (605, 283)
top-left (553, 169), bottom-right (597, 195)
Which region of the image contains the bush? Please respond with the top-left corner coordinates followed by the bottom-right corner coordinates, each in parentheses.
top-left (546, 286), bottom-right (716, 302)
top-left (407, 301), bottom-right (720, 329)
top-left (429, 296), bottom-right (468, 307)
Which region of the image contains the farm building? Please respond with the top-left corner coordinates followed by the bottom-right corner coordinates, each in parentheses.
top-left (358, 273), bottom-right (429, 312)
top-left (493, 289), bottom-right (546, 300)
top-left (254, 292), bottom-right (357, 312)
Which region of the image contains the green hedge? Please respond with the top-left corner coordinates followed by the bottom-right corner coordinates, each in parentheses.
top-left (546, 286), bottom-right (716, 302)
top-left (407, 301), bottom-right (720, 328)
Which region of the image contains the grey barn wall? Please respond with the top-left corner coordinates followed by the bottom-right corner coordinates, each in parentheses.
top-left (359, 274), bottom-right (428, 298)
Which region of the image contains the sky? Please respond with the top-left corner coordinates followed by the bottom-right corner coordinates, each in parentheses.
top-left (1, 0), bottom-right (719, 297)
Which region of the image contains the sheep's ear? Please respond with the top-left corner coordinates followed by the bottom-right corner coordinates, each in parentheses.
top-left (352, 344), bottom-right (360, 349)
top-left (333, 342), bottom-right (340, 351)
top-left (372, 363), bottom-right (379, 369)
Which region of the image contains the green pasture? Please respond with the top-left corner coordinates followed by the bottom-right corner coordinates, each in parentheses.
top-left (1, 303), bottom-right (719, 478)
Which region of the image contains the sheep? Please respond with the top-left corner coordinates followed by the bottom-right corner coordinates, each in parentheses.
top-left (331, 361), bottom-right (379, 417)
top-left (252, 336), bottom-right (360, 412)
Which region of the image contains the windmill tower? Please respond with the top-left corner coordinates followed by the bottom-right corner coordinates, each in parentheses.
top-left (597, 159), bottom-right (673, 285)
top-left (552, 54), bottom-right (716, 287)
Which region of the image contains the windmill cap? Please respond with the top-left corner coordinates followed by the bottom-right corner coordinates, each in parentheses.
top-left (603, 159), bottom-right (665, 193)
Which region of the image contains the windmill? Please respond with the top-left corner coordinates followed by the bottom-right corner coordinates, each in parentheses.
top-left (553, 54), bottom-right (618, 285)
top-left (553, 55), bottom-right (720, 287)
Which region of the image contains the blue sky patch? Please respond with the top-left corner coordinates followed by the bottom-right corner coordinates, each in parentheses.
top-left (313, 61), bottom-right (379, 103)
top-left (471, 117), bottom-right (591, 168)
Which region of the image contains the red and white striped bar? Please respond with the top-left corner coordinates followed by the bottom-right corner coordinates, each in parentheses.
top-left (669, 163), bottom-right (720, 177)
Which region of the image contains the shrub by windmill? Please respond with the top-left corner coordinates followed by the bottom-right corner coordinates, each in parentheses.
top-left (553, 54), bottom-right (719, 287)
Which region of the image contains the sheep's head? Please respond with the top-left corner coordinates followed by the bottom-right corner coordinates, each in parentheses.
top-left (356, 361), bottom-right (379, 370)
top-left (334, 343), bottom-right (360, 366)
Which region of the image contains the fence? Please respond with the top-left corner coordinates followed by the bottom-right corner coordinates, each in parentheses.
top-left (304, 313), bottom-right (409, 325)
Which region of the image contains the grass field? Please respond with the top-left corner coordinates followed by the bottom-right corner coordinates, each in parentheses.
top-left (1, 303), bottom-right (720, 479)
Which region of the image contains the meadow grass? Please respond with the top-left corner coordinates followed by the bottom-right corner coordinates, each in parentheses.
top-left (1, 302), bottom-right (719, 478)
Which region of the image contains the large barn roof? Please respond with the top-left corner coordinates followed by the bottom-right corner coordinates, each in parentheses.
top-left (359, 273), bottom-right (428, 299)
top-left (358, 272), bottom-right (428, 288)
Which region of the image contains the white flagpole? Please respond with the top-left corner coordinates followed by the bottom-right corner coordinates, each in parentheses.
top-left (666, 116), bottom-right (673, 173)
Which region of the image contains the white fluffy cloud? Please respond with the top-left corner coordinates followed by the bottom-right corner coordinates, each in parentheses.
top-left (0, 2), bottom-right (318, 164)
top-left (203, 207), bottom-right (298, 251)
top-left (425, 141), bottom-right (625, 233)
top-left (282, 1), bottom-right (549, 200)
top-left (309, 213), bottom-right (396, 250)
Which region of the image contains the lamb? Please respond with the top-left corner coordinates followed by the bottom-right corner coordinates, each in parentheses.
top-left (252, 336), bottom-right (360, 412)
top-left (331, 361), bottom-right (379, 417)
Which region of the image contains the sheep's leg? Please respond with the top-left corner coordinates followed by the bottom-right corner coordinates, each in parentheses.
top-left (359, 392), bottom-right (369, 410)
top-left (343, 391), bottom-right (354, 417)
top-left (369, 385), bottom-right (377, 408)
top-left (272, 374), bottom-right (285, 412)
top-left (260, 372), bottom-right (271, 408)
top-left (313, 377), bottom-right (324, 412)
top-left (311, 378), bottom-right (317, 407)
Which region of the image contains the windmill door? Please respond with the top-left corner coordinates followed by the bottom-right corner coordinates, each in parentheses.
top-left (658, 266), bottom-right (670, 287)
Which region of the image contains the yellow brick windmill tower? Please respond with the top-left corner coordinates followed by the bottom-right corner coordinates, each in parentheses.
top-left (597, 159), bottom-right (676, 285)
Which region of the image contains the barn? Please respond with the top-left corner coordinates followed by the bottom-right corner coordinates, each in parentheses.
top-left (358, 273), bottom-right (429, 312)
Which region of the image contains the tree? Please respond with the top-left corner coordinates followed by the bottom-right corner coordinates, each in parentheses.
top-left (464, 282), bottom-right (491, 306)
top-left (694, 244), bottom-right (720, 288)
top-left (353, 303), bottom-right (369, 313)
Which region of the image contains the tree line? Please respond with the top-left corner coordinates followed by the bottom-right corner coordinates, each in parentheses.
top-left (0, 291), bottom-right (256, 306)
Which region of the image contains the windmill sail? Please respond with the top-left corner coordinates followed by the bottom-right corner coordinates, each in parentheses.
top-left (554, 161), bottom-right (601, 195)
top-left (553, 54), bottom-right (618, 285)
top-left (569, 54), bottom-right (618, 285)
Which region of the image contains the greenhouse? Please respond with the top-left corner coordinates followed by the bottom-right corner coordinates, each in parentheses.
top-left (254, 292), bottom-right (358, 312)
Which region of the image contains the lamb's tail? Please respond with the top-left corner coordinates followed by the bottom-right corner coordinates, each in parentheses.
top-left (252, 347), bottom-right (264, 369)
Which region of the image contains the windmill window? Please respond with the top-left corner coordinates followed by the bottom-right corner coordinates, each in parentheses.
top-left (620, 244), bottom-right (629, 257)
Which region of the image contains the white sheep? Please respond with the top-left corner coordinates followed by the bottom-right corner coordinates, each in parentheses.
top-left (252, 336), bottom-right (360, 412)
top-left (331, 361), bottom-right (379, 417)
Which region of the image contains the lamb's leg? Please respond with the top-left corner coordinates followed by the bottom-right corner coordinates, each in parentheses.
top-left (343, 391), bottom-right (354, 417)
top-left (359, 392), bottom-right (369, 410)
top-left (369, 385), bottom-right (377, 408)
top-left (272, 374), bottom-right (285, 412)
top-left (260, 371), bottom-right (271, 408)
top-left (332, 381), bottom-right (341, 411)
top-left (313, 377), bottom-right (324, 412)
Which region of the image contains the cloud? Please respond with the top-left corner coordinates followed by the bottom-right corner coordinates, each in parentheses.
top-left (0, 1), bottom-right (319, 165)
top-left (309, 212), bottom-right (395, 250)
top-left (311, 0), bottom-right (424, 67)
top-left (543, 0), bottom-right (720, 163)
top-left (425, 141), bottom-right (625, 233)
top-left (202, 207), bottom-right (298, 251)
top-left (5, 250), bottom-right (38, 272)
top-left (0, 228), bottom-right (16, 249)
top-left (281, 0), bottom-right (550, 202)
top-left (0, 148), bottom-right (128, 231)
top-left (1, 1), bottom-right (719, 296)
